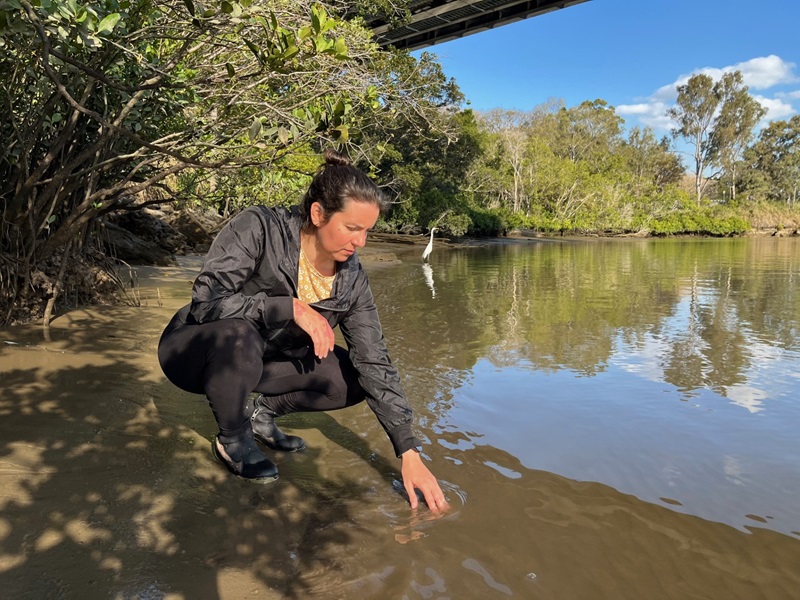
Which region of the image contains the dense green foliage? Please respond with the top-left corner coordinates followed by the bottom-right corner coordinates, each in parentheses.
top-left (0, 0), bottom-right (460, 323)
top-left (741, 115), bottom-right (800, 205)
top-left (374, 73), bottom-right (798, 238)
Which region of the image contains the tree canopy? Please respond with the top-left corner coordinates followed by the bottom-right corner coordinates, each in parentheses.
top-left (0, 0), bottom-right (461, 324)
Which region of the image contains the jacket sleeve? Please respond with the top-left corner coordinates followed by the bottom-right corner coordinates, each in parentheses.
top-left (188, 209), bottom-right (294, 326)
top-left (338, 268), bottom-right (420, 457)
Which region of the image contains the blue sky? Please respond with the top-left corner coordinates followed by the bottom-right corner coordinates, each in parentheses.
top-left (420, 0), bottom-right (800, 137)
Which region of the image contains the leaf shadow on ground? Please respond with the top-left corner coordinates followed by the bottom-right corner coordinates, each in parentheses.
top-left (0, 309), bottom-right (405, 599)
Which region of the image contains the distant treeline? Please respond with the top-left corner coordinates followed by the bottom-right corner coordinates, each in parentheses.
top-left (365, 71), bottom-right (800, 238)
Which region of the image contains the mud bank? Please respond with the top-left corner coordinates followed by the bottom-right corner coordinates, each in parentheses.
top-left (0, 255), bottom-right (442, 599)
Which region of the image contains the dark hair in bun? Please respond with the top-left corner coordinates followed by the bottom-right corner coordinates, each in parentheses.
top-left (321, 147), bottom-right (352, 167)
top-left (301, 148), bottom-right (388, 229)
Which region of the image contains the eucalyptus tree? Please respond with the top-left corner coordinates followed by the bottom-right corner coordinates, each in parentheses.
top-left (0, 0), bottom-right (454, 324)
top-left (667, 73), bottom-right (720, 203)
top-left (709, 71), bottom-right (766, 202)
top-left (667, 70), bottom-right (764, 204)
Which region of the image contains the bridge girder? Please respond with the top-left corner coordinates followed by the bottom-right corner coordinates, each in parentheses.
top-left (369, 0), bottom-right (589, 51)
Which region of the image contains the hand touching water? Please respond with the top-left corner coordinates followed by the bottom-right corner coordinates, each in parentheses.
top-left (401, 449), bottom-right (449, 513)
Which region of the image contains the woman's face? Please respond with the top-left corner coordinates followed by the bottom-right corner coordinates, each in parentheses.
top-left (311, 199), bottom-right (380, 263)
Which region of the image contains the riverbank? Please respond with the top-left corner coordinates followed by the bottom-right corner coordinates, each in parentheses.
top-left (5, 204), bottom-right (798, 328)
top-left (0, 255), bottom-right (432, 598)
top-left (105, 204), bottom-right (800, 271)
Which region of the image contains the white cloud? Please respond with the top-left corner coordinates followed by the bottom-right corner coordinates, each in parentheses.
top-left (732, 55), bottom-right (798, 89)
top-left (752, 95), bottom-right (795, 120)
top-left (618, 101), bottom-right (673, 130)
top-left (644, 113), bottom-right (679, 131)
top-left (622, 55), bottom-right (798, 133)
top-left (616, 103), bottom-right (651, 115)
top-left (657, 56), bottom-right (797, 100)
top-left (652, 81), bottom-right (680, 104)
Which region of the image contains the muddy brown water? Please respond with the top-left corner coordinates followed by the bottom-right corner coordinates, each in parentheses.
top-left (1, 238), bottom-right (799, 599)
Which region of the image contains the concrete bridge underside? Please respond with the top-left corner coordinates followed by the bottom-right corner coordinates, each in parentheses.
top-left (370, 0), bottom-right (588, 51)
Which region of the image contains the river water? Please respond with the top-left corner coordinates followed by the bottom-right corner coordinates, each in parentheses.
top-left (1, 237), bottom-right (799, 599)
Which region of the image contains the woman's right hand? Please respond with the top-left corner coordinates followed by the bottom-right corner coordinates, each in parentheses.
top-left (293, 298), bottom-right (335, 359)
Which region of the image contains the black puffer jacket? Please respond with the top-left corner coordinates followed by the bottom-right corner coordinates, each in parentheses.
top-left (174, 204), bottom-right (418, 456)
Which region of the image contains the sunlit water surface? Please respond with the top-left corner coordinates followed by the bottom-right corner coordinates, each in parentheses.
top-left (376, 238), bottom-right (800, 538)
top-left (2, 237), bottom-right (800, 599)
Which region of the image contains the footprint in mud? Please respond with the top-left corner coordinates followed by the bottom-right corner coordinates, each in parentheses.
top-left (382, 479), bottom-right (467, 544)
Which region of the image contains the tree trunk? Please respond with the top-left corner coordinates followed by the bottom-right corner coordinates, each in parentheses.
top-left (42, 239), bottom-right (73, 327)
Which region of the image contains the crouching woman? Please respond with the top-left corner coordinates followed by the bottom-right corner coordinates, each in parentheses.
top-left (157, 149), bottom-right (448, 512)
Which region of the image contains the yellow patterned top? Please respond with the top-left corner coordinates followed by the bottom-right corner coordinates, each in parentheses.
top-left (297, 245), bottom-right (335, 304)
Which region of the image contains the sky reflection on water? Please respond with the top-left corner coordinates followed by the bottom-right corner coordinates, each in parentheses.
top-left (371, 237), bottom-right (800, 539)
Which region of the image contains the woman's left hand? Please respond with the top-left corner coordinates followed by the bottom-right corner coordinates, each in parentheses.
top-left (400, 449), bottom-right (449, 513)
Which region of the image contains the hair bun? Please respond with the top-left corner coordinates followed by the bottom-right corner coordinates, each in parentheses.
top-left (323, 148), bottom-right (352, 167)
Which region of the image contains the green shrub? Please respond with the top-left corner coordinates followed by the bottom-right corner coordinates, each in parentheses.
top-left (648, 210), bottom-right (749, 236)
top-left (435, 213), bottom-right (472, 237)
top-left (466, 207), bottom-right (508, 236)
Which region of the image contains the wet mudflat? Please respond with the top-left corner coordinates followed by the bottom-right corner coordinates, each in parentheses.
top-left (1, 237), bottom-right (800, 599)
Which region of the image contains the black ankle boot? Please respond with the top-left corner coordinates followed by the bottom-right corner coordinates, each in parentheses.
top-left (251, 395), bottom-right (306, 452)
top-left (212, 429), bottom-right (279, 483)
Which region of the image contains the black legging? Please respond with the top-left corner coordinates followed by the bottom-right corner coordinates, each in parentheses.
top-left (157, 313), bottom-right (365, 437)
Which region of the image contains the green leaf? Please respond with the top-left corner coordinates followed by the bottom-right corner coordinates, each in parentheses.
top-left (283, 45), bottom-right (298, 60)
top-left (333, 99), bottom-right (345, 117)
top-left (333, 124), bottom-right (348, 142)
top-left (244, 39), bottom-right (262, 64)
top-left (313, 36), bottom-right (330, 53)
top-left (311, 5), bottom-right (321, 33)
top-left (321, 13), bottom-right (337, 33)
top-left (333, 37), bottom-right (347, 58)
top-left (277, 126), bottom-right (290, 145)
top-left (97, 13), bottom-right (120, 33)
top-left (220, 1), bottom-right (233, 14)
top-left (226, 62), bottom-right (235, 78)
top-left (248, 117), bottom-right (261, 141)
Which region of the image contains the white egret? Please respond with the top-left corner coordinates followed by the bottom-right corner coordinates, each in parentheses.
top-left (422, 227), bottom-right (438, 262)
